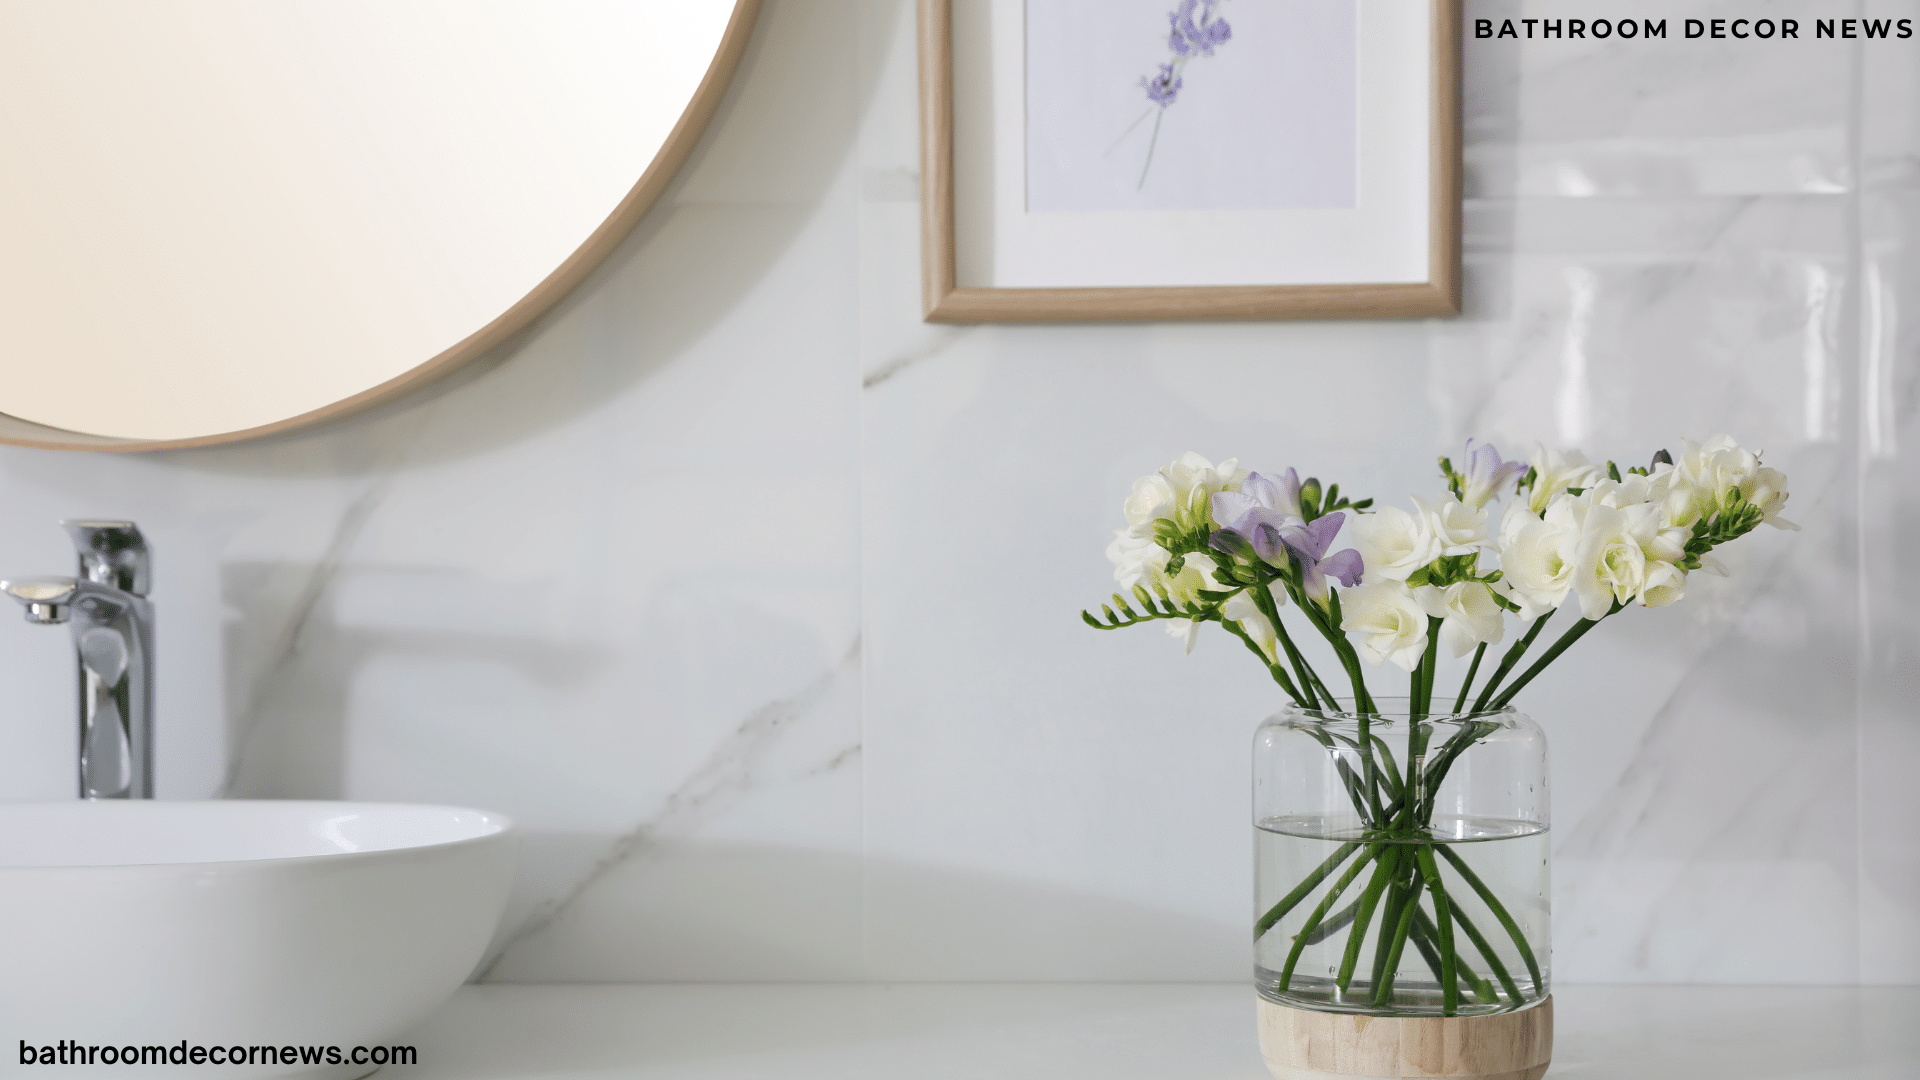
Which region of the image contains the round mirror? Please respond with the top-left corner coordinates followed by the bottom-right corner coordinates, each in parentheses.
top-left (0, 0), bottom-right (758, 450)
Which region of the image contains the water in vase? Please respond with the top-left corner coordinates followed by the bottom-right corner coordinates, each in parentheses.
top-left (1255, 814), bottom-right (1550, 1017)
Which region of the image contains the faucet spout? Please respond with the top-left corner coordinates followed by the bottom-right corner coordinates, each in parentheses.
top-left (1, 524), bottom-right (154, 799)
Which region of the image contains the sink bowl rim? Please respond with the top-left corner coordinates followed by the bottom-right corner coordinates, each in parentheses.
top-left (0, 798), bottom-right (516, 872)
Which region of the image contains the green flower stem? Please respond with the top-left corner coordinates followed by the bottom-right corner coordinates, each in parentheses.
top-left (1336, 847), bottom-right (1402, 994)
top-left (1369, 736), bottom-right (1404, 804)
top-left (1255, 839), bottom-right (1363, 940)
top-left (1414, 845), bottom-right (1458, 1016)
top-left (1357, 712), bottom-right (1383, 825)
top-left (1416, 617), bottom-right (1442, 719)
top-left (1409, 908), bottom-right (1498, 1005)
top-left (1436, 844), bottom-right (1543, 992)
top-left (1222, 619), bottom-right (1308, 708)
top-left (1368, 875), bottom-right (1407, 990)
top-left (1302, 898), bottom-right (1362, 944)
top-left (1311, 589), bottom-right (1377, 714)
top-left (1489, 610), bottom-right (1612, 710)
top-left (1446, 895), bottom-right (1525, 1008)
top-left (1259, 585), bottom-right (1325, 712)
top-left (1282, 576), bottom-right (1344, 703)
top-left (1393, 723), bottom-right (1429, 833)
top-left (1372, 870), bottom-right (1427, 1005)
top-left (1472, 613), bottom-right (1553, 712)
top-left (1452, 642), bottom-right (1488, 714)
top-left (1278, 843), bottom-right (1385, 991)
top-left (1303, 663), bottom-right (1341, 712)
top-left (1293, 588), bottom-right (1386, 821)
top-left (1369, 856), bottom-right (1422, 991)
top-left (1305, 729), bottom-right (1377, 828)
top-left (1416, 720), bottom-right (1497, 823)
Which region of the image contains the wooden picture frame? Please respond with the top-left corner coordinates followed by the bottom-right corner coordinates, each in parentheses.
top-left (918, 0), bottom-right (1461, 323)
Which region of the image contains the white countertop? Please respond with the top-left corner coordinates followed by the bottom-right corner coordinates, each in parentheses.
top-left (386, 984), bottom-right (1920, 1079)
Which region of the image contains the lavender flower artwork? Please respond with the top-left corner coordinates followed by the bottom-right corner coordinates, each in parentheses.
top-left (1119, 0), bottom-right (1233, 189)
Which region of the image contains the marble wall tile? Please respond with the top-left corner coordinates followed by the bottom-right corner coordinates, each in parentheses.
top-left (1465, 0), bottom-right (1859, 199)
top-left (0, 0), bottom-right (1909, 987)
top-left (1862, 0), bottom-right (1920, 191)
top-left (1859, 184), bottom-right (1920, 986)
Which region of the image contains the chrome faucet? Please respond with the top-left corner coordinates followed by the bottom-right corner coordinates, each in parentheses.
top-left (1, 522), bottom-right (153, 799)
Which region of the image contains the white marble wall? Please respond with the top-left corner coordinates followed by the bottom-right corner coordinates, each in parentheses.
top-left (0, 0), bottom-right (1911, 985)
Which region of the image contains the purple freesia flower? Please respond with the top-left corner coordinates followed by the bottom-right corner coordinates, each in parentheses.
top-left (1280, 512), bottom-right (1365, 606)
top-left (1141, 62), bottom-right (1183, 106)
top-left (1459, 438), bottom-right (1528, 509)
top-left (1213, 470), bottom-right (1304, 563)
top-left (1213, 469), bottom-right (1304, 535)
top-left (1212, 471), bottom-right (1364, 604)
top-left (1213, 471), bottom-right (1302, 566)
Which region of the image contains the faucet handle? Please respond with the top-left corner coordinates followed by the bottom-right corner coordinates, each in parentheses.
top-left (61, 521), bottom-right (148, 597)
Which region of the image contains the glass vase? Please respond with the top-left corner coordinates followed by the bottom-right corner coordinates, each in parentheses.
top-left (1253, 699), bottom-right (1549, 1018)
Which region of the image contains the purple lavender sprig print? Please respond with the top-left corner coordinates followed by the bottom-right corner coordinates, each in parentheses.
top-left (1126, 0), bottom-right (1233, 189)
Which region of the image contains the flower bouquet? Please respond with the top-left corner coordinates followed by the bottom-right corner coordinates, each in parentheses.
top-left (1082, 439), bottom-right (1791, 1076)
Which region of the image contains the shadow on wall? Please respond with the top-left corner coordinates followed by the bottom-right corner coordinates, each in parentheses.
top-left (220, 562), bottom-right (609, 798)
top-left (476, 842), bottom-right (1242, 984)
top-left (139, 0), bottom-right (888, 482)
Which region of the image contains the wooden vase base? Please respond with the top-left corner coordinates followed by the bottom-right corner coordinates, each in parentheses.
top-left (1257, 995), bottom-right (1552, 1080)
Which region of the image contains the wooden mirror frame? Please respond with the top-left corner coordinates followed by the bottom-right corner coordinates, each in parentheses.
top-left (0, 0), bottom-right (761, 453)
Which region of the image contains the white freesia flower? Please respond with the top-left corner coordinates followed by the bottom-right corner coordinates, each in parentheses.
top-left (1122, 474), bottom-right (1176, 535)
top-left (1496, 495), bottom-right (1580, 618)
top-left (1582, 474), bottom-right (1691, 564)
top-left (1416, 581), bottom-right (1507, 658)
top-left (1222, 589), bottom-right (1280, 663)
top-left (1674, 435), bottom-right (1797, 530)
top-left (1583, 469), bottom-right (1664, 510)
top-left (1740, 465), bottom-right (1796, 530)
top-left (1118, 452), bottom-right (1248, 538)
top-left (1641, 560), bottom-right (1688, 607)
top-left (1165, 551), bottom-right (1226, 607)
top-left (1164, 452), bottom-right (1247, 527)
top-left (1340, 581), bottom-right (1430, 671)
top-left (1351, 503), bottom-right (1444, 582)
top-left (1497, 497), bottom-right (1538, 549)
top-left (1423, 494), bottom-right (1489, 556)
top-left (1106, 531), bottom-right (1163, 590)
top-left (1569, 501), bottom-right (1671, 619)
top-left (1527, 445), bottom-right (1604, 514)
top-left (1149, 551), bottom-right (1232, 654)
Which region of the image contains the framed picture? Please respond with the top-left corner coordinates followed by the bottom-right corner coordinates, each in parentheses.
top-left (918, 0), bottom-right (1461, 322)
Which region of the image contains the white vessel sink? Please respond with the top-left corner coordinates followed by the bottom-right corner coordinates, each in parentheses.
top-left (0, 801), bottom-right (515, 1079)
